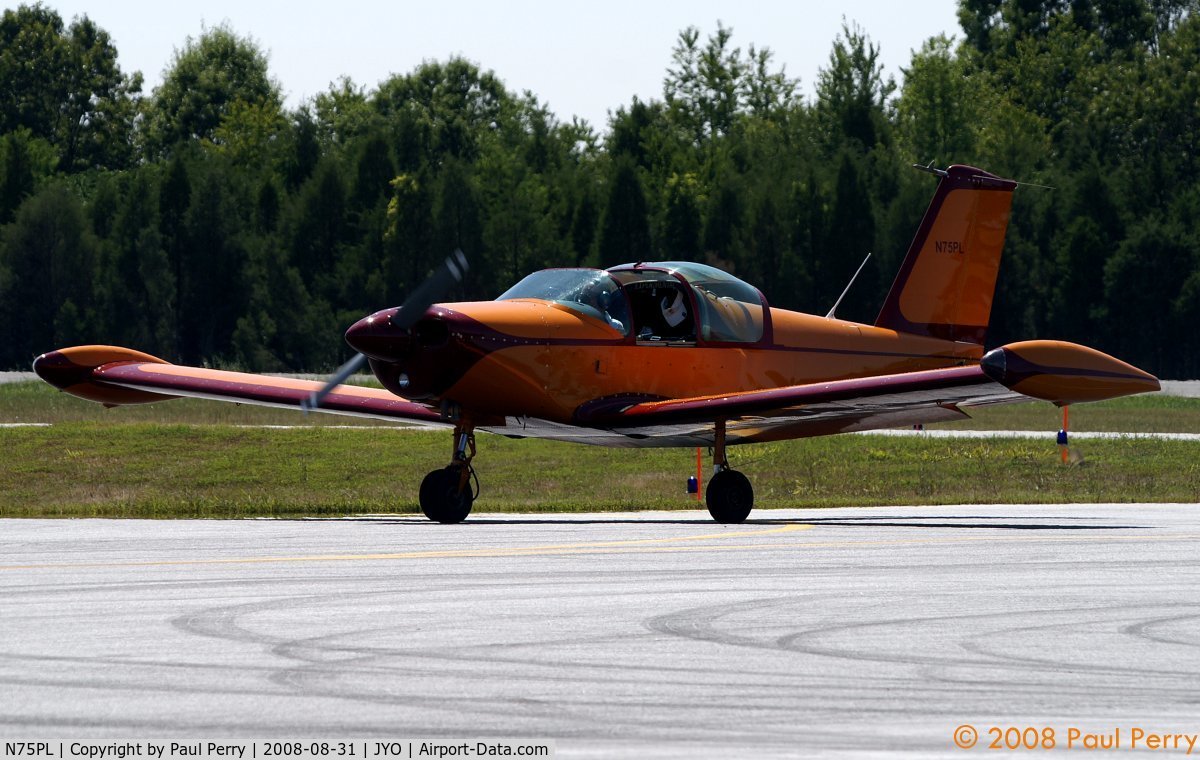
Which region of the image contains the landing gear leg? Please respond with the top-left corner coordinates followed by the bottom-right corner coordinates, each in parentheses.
top-left (705, 419), bottom-right (754, 524)
top-left (419, 422), bottom-right (476, 523)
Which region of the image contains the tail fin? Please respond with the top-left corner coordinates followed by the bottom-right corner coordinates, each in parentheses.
top-left (875, 165), bottom-right (1017, 344)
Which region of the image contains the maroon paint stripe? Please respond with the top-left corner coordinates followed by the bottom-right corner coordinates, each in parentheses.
top-left (580, 365), bottom-right (990, 426)
top-left (998, 351), bottom-right (1152, 383)
top-left (764, 343), bottom-right (975, 361)
top-left (94, 364), bottom-right (443, 423)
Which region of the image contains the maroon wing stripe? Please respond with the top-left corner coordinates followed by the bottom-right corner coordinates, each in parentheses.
top-left (576, 365), bottom-right (990, 426)
top-left (93, 363), bottom-right (444, 424)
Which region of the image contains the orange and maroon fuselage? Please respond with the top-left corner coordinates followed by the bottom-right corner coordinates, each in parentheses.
top-left (348, 294), bottom-right (983, 427)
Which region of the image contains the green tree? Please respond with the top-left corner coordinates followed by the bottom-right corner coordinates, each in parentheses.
top-left (702, 175), bottom-right (744, 269)
top-left (313, 77), bottom-right (378, 149)
top-left (374, 58), bottom-right (509, 163)
top-left (384, 170), bottom-right (435, 300)
top-left (209, 97), bottom-right (286, 171)
top-left (664, 24), bottom-right (745, 148)
top-left (350, 133), bottom-right (395, 212)
top-left (0, 131), bottom-right (37, 224)
top-left (96, 171), bottom-right (168, 352)
top-left (0, 183), bottom-right (98, 364)
top-left (146, 23), bottom-right (280, 154)
top-left (158, 153), bottom-right (191, 357)
top-left (1099, 218), bottom-right (1191, 371)
top-left (281, 107), bottom-right (321, 189)
top-left (820, 152), bottom-right (877, 322)
top-left (55, 15), bottom-right (142, 171)
top-left (433, 158), bottom-right (483, 266)
top-left (814, 22), bottom-right (895, 155)
top-left (0, 4), bottom-right (69, 140)
top-left (0, 5), bottom-right (140, 171)
top-left (895, 36), bottom-right (980, 163)
top-left (660, 172), bottom-right (702, 258)
top-left (662, 23), bottom-right (798, 165)
top-left (596, 157), bottom-right (651, 268)
top-left (179, 169), bottom-right (247, 362)
top-left (289, 159), bottom-right (349, 301)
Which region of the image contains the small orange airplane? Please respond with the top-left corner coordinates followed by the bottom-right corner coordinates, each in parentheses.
top-left (34, 165), bottom-right (1160, 523)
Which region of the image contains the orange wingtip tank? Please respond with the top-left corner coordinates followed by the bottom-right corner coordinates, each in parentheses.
top-left (32, 345), bottom-right (173, 406)
top-left (980, 340), bottom-right (1160, 405)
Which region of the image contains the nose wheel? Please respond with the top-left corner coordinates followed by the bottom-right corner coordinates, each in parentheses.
top-left (705, 420), bottom-right (754, 523)
top-left (419, 423), bottom-right (477, 523)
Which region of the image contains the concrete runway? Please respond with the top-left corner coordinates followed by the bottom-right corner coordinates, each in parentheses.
top-left (3, 505), bottom-right (1200, 758)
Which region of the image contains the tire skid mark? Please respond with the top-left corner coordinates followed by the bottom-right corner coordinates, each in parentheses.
top-left (1121, 612), bottom-right (1200, 648)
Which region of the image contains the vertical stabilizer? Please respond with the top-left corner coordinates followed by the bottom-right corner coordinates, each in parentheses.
top-left (875, 165), bottom-right (1017, 344)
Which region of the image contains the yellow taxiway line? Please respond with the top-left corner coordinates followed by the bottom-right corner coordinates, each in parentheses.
top-left (3, 525), bottom-right (1196, 572)
top-left (0, 523), bottom-right (812, 570)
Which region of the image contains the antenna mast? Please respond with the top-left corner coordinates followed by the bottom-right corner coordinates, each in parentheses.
top-left (826, 252), bottom-right (872, 320)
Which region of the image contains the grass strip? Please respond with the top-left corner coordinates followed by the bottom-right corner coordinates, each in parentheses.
top-left (2, 423), bottom-right (1197, 518)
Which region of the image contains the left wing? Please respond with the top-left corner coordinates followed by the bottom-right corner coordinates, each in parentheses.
top-left (34, 346), bottom-right (451, 427)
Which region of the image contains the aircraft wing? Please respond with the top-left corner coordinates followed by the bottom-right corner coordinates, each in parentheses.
top-left (497, 340), bottom-right (1160, 448)
top-left (486, 365), bottom-right (1024, 448)
top-left (37, 340), bottom-right (1157, 448)
top-left (33, 346), bottom-right (450, 427)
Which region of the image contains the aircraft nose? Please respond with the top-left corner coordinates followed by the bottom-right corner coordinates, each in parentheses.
top-left (345, 307), bottom-right (454, 362)
top-left (345, 309), bottom-right (411, 362)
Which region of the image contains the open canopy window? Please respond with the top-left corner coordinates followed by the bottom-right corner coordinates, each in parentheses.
top-left (609, 262), bottom-right (766, 344)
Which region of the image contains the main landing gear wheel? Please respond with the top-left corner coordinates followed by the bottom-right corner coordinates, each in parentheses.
top-left (419, 465), bottom-right (474, 523)
top-left (705, 469), bottom-right (754, 524)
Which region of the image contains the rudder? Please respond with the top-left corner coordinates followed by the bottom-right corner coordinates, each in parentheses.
top-left (875, 165), bottom-right (1017, 344)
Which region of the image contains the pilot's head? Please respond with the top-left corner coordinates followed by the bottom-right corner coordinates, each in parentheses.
top-left (661, 290), bottom-right (687, 328)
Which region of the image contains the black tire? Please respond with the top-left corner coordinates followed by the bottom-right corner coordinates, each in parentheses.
top-left (419, 466), bottom-right (474, 523)
top-left (705, 469), bottom-right (754, 524)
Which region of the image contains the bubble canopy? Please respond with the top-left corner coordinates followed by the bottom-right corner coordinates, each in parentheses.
top-left (497, 263), bottom-right (767, 343)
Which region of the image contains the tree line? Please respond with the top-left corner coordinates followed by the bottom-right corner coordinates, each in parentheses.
top-left (2, 1), bottom-right (1199, 376)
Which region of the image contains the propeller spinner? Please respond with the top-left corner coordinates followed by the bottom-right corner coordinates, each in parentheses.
top-left (302, 250), bottom-right (468, 411)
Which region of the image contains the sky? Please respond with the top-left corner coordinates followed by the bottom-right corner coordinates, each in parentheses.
top-left (45, 0), bottom-right (962, 130)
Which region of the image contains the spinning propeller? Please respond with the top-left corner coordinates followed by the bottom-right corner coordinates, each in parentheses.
top-left (302, 249), bottom-right (469, 411)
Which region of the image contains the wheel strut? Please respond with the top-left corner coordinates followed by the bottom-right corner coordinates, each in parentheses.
top-left (713, 418), bottom-right (728, 473)
top-left (705, 419), bottom-right (754, 524)
top-left (418, 420), bottom-right (477, 523)
top-left (453, 423), bottom-right (477, 491)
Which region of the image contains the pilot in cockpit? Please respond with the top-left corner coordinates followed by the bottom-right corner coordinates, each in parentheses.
top-left (595, 289), bottom-right (626, 333)
top-left (635, 287), bottom-right (692, 341)
top-left (661, 290), bottom-right (689, 334)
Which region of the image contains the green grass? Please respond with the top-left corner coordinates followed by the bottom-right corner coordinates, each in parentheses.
top-left (941, 392), bottom-right (1200, 433)
top-left (0, 380), bottom-right (387, 426)
top-left (3, 381), bottom-right (1197, 517)
top-left (2, 423), bottom-right (1198, 518)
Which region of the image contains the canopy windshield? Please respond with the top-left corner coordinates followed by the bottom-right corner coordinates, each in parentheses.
top-left (497, 268), bottom-right (630, 334)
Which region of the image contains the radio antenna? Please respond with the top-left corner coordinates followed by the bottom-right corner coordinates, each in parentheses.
top-left (826, 252), bottom-right (872, 320)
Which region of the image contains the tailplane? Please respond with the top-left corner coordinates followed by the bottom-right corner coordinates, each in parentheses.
top-left (875, 165), bottom-right (1017, 344)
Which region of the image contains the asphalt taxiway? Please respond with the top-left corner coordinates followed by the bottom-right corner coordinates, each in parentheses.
top-left (2, 505), bottom-right (1199, 758)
